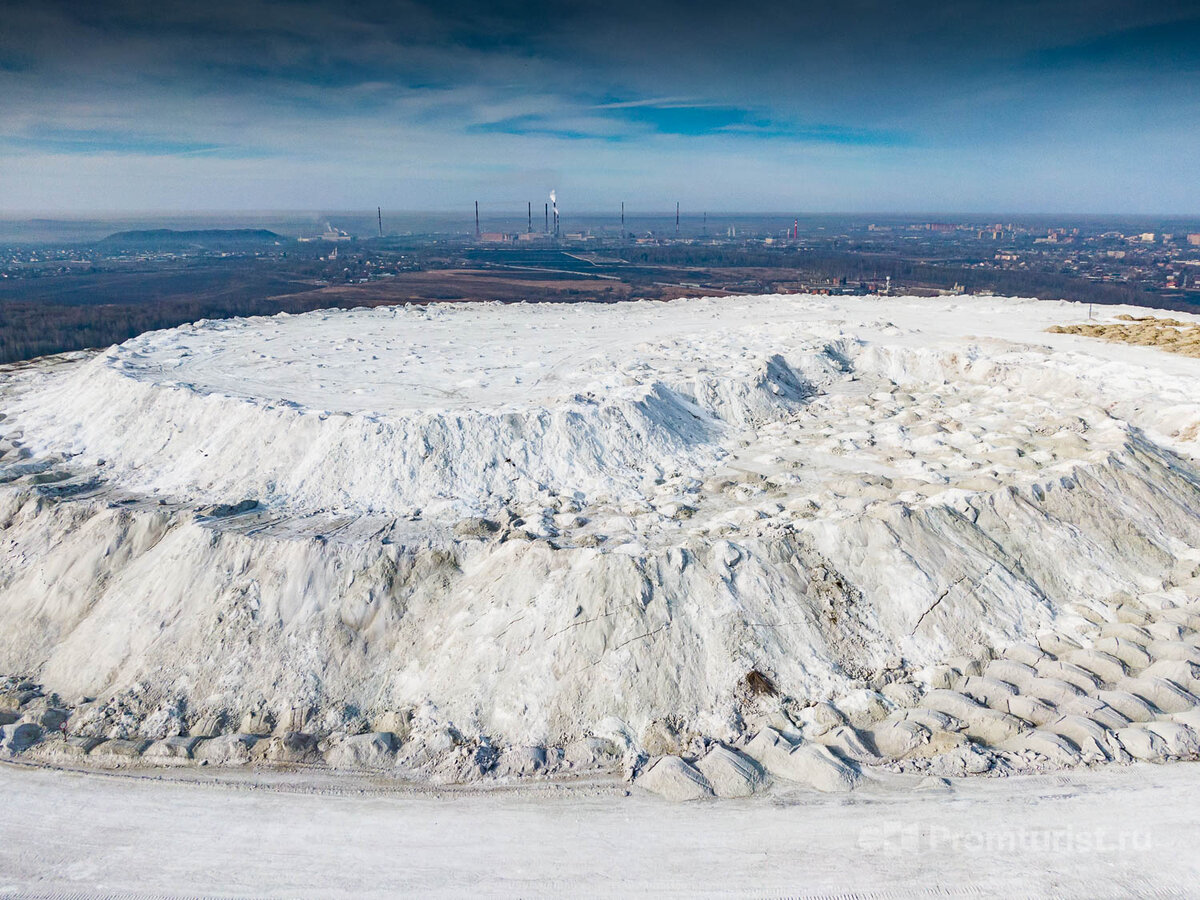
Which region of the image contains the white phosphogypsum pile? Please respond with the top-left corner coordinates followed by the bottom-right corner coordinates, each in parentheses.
top-left (4, 294), bottom-right (1200, 797)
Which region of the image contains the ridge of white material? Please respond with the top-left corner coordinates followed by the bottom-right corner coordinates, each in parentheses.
top-left (4, 293), bottom-right (1200, 766)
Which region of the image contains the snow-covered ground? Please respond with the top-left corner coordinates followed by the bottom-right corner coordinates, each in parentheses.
top-left (2, 760), bottom-right (1198, 897)
top-left (5, 293), bottom-right (1200, 795)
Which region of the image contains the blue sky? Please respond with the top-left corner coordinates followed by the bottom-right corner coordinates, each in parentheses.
top-left (0, 0), bottom-right (1197, 213)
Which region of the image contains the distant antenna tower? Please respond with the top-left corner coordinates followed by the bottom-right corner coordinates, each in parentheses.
top-left (475, 201), bottom-right (480, 238)
top-left (378, 207), bottom-right (383, 237)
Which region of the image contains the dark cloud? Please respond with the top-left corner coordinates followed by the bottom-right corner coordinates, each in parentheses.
top-left (11, 1), bottom-right (1197, 92)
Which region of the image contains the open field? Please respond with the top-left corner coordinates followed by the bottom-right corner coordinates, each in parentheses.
top-left (2, 760), bottom-right (1197, 897)
top-left (261, 268), bottom-right (636, 306)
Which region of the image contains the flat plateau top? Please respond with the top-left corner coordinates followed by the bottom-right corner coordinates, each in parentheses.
top-left (100, 294), bottom-right (1170, 415)
top-left (9, 292), bottom-right (1200, 520)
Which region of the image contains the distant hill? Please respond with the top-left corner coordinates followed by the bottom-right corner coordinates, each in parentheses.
top-left (97, 228), bottom-right (285, 250)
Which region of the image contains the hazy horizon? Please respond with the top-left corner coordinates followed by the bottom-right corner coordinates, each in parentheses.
top-left (4, 208), bottom-right (1200, 220)
top-left (4, 209), bottom-right (1200, 247)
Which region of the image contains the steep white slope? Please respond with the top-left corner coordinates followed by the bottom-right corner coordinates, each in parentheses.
top-left (4, 294), bottom-right (1200, 781)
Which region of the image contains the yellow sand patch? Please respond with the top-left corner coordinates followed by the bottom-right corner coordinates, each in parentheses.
top-left (1047, 315), bottom-right (1200, 359)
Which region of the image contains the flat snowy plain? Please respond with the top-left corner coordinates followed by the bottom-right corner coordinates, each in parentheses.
top-left (2, 760), bottom-right (1198, 897)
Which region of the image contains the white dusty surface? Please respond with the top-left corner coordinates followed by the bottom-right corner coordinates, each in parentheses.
top-left (11, 293), bottom-right (1200, 517)
top-left (1, 760), bottom-right (1198, 898)
top-left (6, 294), bottom-right (1200, 781)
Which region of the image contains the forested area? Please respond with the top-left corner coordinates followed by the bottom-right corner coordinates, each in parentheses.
top-left (0, 294), bottom-right (358, 364)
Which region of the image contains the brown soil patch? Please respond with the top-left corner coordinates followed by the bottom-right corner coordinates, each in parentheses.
top-left (1047, 315), bottom-right (1200, 358)
top-left (265, 269), bottom-right (634, 307)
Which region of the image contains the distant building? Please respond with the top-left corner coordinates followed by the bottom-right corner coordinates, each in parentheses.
top-left (479, 232), bottom-right (511, 243)
top-left (1188, 233), bottom-right (1200, 246)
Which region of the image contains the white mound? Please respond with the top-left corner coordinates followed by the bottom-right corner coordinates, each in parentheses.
top-left (5, 293), bottom-right (1200, 783)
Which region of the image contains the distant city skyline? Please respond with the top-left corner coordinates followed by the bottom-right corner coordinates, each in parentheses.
top-left (1, 1), bottom-right (1198, 214)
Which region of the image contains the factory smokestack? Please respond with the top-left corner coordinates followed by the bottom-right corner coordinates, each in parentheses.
top-left (676, 202), bottom-right (680, 236)
top-left (528, 202), bottom-right (532, 233)
top-left (550, 190), bottom-right (559, 238)
top-left (475, 201), bottom-right (480, 238)
top-left (377, 207), bottom-right (383, 237)
top-left (545, 202), bottom-right (549, 234)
